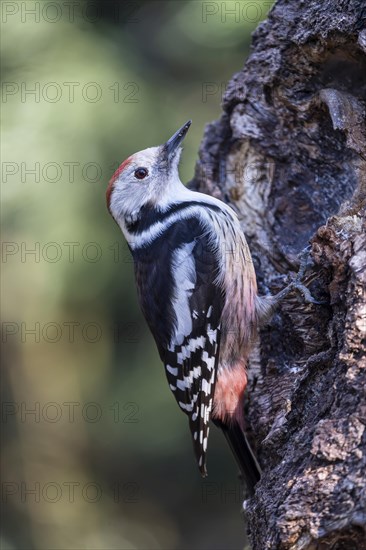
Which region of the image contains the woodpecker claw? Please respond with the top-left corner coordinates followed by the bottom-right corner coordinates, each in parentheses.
top-left (290, 281), bottom-right (327, 305)
top-left (265, 246), bottom-right (327, 309)
top-left (296, 245), bottom-right (312, 280)
top-left (291, 246), bottom-right (327, 305)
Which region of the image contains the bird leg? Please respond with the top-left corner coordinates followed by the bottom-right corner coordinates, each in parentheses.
top-left (256, 246), bottom-right (326, 326)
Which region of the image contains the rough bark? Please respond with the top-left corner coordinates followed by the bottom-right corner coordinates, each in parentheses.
top-left (191, 1), bottom-right (366, 548)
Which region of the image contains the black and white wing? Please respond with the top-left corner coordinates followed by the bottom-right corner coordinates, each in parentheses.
top-left (132, 216), bottom-right (225, 476)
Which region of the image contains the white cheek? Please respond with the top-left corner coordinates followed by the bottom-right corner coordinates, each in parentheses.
top-left (110, 177), bottom-right (151, 219)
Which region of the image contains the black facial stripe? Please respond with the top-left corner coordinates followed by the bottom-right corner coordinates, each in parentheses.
top-left (131, 216), bottom-right (204, 261)
top-left (125, 201), bottom-right (222, 234)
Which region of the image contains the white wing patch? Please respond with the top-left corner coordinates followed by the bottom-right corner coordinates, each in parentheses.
top-left (202, 350), bottom-right (216, 371)
top-left (188, 335), bottom-right (206, 351)
top-left (170, 241), bottom-right (197, 346)
top-left (178, 401), bottom-right (194, 412)
top-left (166, 364), bottom-right (178, 376)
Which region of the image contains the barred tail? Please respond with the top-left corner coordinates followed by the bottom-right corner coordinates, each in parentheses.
top-left (218, 420), bottom-right (261, 495)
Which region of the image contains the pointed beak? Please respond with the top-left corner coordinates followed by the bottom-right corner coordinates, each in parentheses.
top-left (164, 120), bottom-right (192, 160)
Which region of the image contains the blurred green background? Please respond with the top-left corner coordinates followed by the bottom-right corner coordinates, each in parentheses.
top-left (1, 1), bottom-right (273, 548)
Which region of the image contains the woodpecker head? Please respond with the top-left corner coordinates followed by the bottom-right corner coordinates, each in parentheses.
top-left (107, 120), bottom-right (192, 224)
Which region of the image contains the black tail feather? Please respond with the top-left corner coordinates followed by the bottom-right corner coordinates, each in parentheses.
top-left (217, 420), bottom-right (261, 495)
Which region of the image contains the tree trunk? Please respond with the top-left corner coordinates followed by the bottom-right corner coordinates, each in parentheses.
top-left (191, 1), bottom-right (366, 548)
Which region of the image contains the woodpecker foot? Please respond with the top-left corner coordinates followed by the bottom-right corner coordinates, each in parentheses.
top-left (290, 280), bottom-right (325, 305)
top-left (269, 246), bottom-right (326, 306)
top-left (285, 246), bottom-right (327, 305)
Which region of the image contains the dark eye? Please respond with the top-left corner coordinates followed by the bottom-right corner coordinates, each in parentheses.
top-left (134, 167), bottom-right (148, 180)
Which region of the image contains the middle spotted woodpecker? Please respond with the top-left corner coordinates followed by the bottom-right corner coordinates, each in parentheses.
top-left (106, 120), bottom-right (322, 493)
